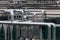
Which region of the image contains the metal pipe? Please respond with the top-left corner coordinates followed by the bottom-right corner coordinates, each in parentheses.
top-left (48, 25), bottom-right (51, 40)
top-left (10, 25), bottom-right (13, 40)
top-left (52, 24), bottom-right (56, 40)
top-left (49, 23), bottom-right (56, 40)
top-left (39, 27), bottom-right (42, 40)
top-left (3, 24), bottom-right (8, 40)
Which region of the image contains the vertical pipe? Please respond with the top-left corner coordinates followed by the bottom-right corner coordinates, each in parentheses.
top-left (53, 26), bottom-right (56, 40)
top-left (39, 26), bottom-right (42, 40)
top-left (31, 26), bottom-right (33, 40)
top-left (3, 24), bottom-right (5, 40)
top-left (0, 24), bottom-right (1, 40)
top-left (5, 26), bottom-right (7, 40)
top-left (3, 24), bottom-right (7, 40)
top-left (48, 25), bottom-right (51, 40)
top-left (10, 25), bottom-right (13, 40)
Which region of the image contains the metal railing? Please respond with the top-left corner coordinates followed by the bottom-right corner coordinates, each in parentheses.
top-left (0, 9), bottom-right (56, 40)
top-left (0, 21), bottom-right (56, 40)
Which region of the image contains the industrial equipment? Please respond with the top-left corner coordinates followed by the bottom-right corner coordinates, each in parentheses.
top-left (0, 21), bottom-right (56, 40)
top-left (0, 9), bottom-right (59, 40)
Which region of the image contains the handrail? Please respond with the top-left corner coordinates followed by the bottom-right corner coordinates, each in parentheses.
top-left (0, 21), bottom-right (56, 40)
top-left (0, 21), bottom-right (55, 26)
